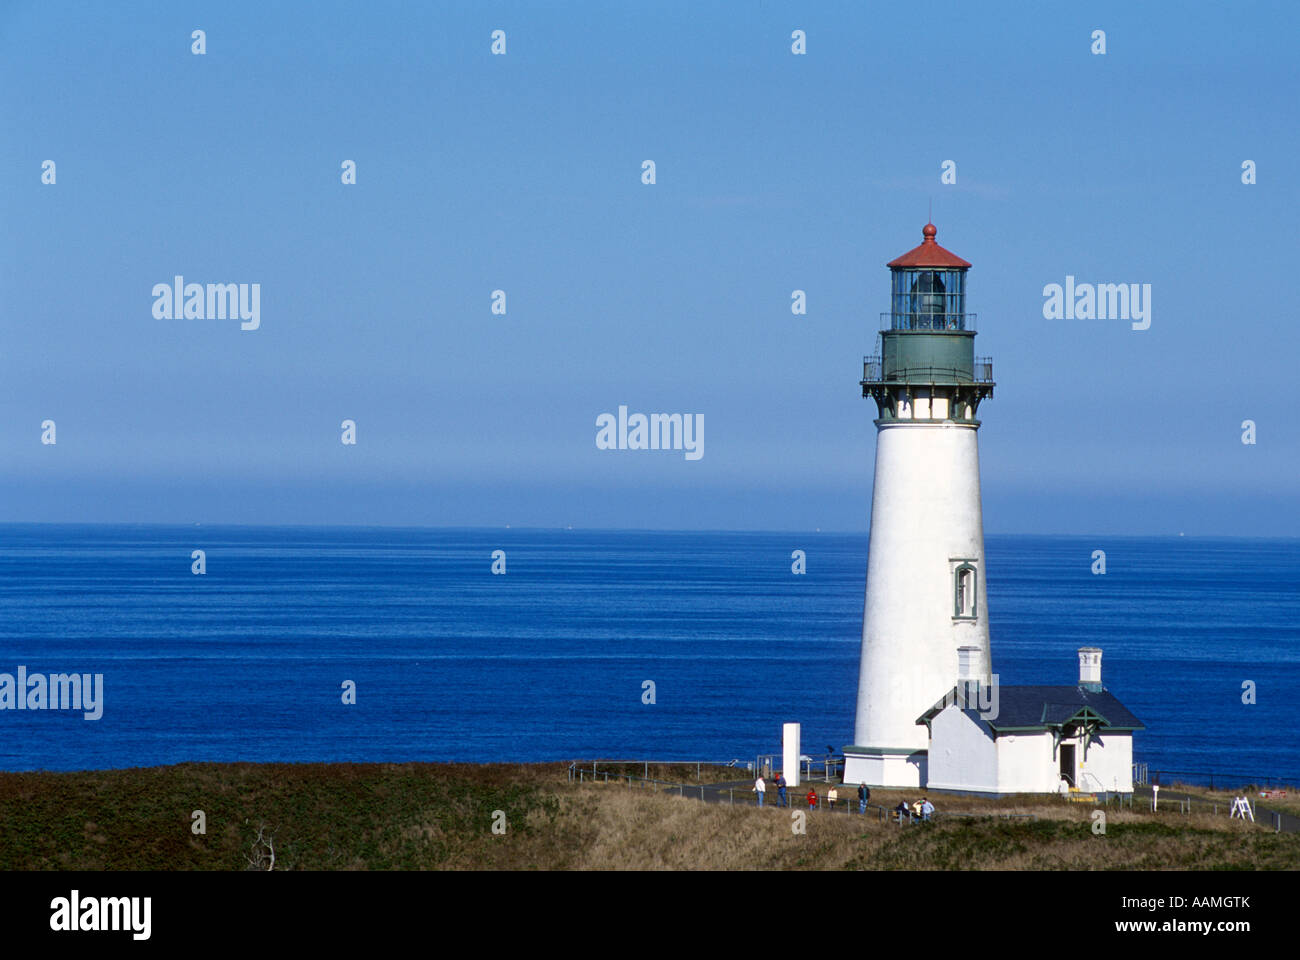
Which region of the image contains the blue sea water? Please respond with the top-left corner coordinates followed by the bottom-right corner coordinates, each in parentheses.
top-left (0, 525), bottom-right (1297, 780)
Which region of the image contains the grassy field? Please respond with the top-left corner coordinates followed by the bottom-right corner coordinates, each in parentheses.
top-left (1, 762), bottom-right (1296, 870)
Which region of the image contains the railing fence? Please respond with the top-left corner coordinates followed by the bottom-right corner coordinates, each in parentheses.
top-left (567, 760), bottom-right (1295, 832)
top-left (566, 763), bottom-right (1037, 825)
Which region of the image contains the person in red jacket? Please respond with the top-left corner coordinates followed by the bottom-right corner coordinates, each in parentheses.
top-left (806, 788), bottom-right (818, 810)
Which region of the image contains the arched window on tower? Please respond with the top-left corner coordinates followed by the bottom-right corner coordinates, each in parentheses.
top-left (954, 563), bottom-right (977, 620)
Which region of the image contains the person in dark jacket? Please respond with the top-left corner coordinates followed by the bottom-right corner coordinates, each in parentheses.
top-left (858, 782), bottom-right (870, 814)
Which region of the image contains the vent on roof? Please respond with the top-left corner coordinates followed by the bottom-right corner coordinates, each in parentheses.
top-left (1078, 647), bottom-right (1103, 692)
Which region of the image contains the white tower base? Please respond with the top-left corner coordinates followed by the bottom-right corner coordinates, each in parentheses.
top-left (850, 423), bottom-right (990, 788)
top-left (844, 748), bottom-right (926, 789)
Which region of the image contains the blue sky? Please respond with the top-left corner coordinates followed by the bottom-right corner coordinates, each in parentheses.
top-left (2, 1), bottom-right (1297, 534)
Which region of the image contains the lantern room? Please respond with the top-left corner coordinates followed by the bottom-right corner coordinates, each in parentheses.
top-left (886, 223), bottom-right (972, 331)
top-left (861, 222), bottom-right (994, 422)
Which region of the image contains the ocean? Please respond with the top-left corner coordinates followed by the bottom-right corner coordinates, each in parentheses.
top-left (1, 525), bottom-right (1297, 781)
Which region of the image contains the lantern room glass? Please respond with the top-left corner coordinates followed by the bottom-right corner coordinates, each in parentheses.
top-left (890, 268), bottom-right (967, 330)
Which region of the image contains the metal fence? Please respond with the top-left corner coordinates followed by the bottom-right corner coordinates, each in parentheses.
top-left (569, 760), bottom-right (1290, 831)
top-left (567, 759), bottom-right (752, 783)
top-left (1136, 781), bottom-right (1299, 834)
top-left (1143, 792), bottom-right (1296, 832)
top-left (568, 765), bottom-right (1038, 825)
top-left (753, 753), bottom-right (841, 782)
top-left (1143, 767), bottom-right (1298, 791)
top-left (567, 756), bottom-right (847, 784)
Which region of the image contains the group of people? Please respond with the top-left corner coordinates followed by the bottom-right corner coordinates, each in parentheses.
top-left (753, 774), bottom-right (791, 807)
top-left (894, 797), bottom-right (936, 823)
top-left (752, 777), bottom-right (935, 822)
top-left (752, 777), bottom-right (874, 814)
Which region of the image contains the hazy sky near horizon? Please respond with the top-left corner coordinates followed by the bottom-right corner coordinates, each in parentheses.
top-left (3, 2), bottom-right (1298, 534)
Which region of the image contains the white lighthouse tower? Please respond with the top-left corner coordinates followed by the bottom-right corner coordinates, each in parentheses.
top-left (843, 223), bottom-right (996, 788)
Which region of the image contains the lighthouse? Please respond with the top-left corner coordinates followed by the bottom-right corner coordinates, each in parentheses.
top-left (843, 223), bottom-right (996, 789)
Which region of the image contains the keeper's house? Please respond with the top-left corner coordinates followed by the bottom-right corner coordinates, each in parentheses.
top-left (918, 647), bottom-right (1143, 797)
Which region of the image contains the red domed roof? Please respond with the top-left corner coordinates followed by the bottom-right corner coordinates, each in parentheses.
top-left (887, 223), bottom-right (971, 269)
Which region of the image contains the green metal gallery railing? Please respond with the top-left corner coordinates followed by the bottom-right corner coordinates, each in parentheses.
top-left (862, 356), bottom-right (994, 383)
top-left (880, 311), bottom-right (977, 332)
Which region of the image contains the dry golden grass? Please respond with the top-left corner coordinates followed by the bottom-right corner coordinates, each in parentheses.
top-left (3, 763), bottom-right (1296, 870)
top-left (524, 781), bottom-right (1298, 870)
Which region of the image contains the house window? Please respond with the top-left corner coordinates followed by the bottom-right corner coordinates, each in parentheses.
top-left (953, 563), bottom-right (977, 620)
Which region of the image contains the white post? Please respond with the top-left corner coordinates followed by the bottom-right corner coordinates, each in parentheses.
top-left (783, 722), bottom-right (801, 788)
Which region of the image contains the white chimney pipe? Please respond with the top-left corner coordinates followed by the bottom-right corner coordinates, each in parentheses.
top-left (1078, 647), bottom-right (1102, 691)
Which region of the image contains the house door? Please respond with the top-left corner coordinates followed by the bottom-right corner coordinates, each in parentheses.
top-left (1059, 744), bottom-right (1076, 786)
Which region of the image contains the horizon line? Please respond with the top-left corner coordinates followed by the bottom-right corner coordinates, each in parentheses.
top-left (0, 521), bottom-right (1295, 541)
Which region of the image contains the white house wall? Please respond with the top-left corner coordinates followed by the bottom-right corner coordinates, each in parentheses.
top-left (925, 707), bottom-right (998, 793)
top-left (995, 733), bottom-right (1059, 792)
top-left (1078, 733), bottom-right (1134, 793)
top-left (990, 730), bottom-right (1135, 794)
top-left (843, 752), bottom-right (924, 789)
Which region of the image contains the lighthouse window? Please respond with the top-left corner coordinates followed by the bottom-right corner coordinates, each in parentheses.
top-left (954, 563), bottom-right (977, 620)
top-left (890, 269), bottom-right (966, 330)
top-left (910, 272), bottom-right (946, 329)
